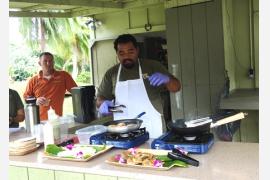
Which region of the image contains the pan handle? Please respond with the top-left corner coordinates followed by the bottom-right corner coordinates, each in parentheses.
top-left (210, 112), bottom-right (246, 128)
top-left (135, 112), bottom-right (146, 119)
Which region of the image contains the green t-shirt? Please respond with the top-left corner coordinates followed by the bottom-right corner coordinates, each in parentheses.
top-left (97, 59), bottom-right (172, 114)
top-left (9, 89), bottom-right (24, 128)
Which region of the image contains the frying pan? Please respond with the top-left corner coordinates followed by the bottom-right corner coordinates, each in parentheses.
top-left (168, 112), bottom-right (246, 136)
top-left (103, 112), bottom-right (145, 133)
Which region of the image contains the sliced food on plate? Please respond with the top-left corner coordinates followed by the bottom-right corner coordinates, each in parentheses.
top-left (106, 148), bottom-right (189, 171)
top-left (44, 144), bottom-right (113, 162)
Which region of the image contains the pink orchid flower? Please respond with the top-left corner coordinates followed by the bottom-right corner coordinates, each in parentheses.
top-left (119, 157), bottom-right (126, 164)
top-left (128, 147), bottom-right (137, 155)
top-left (66, 144), bottom-right (74, 150)
top-left (76, 151), bottom-right (83, 158)
top-left (114, 154), bottom-right (121, 161)
top-left (153, 159), bottom-right (163, 168)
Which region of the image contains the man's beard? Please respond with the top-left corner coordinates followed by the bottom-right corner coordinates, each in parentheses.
top-left (122, 59), bottom-right (135, 69)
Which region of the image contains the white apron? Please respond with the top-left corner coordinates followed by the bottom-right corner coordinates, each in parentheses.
top-left (113, 61), bottom-right (164, 138)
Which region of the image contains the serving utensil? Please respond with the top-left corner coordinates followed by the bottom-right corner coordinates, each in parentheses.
top-left (109, 104), bottom-right (126, 113)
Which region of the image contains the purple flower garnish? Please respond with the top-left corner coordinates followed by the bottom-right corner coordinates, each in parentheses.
top-left (76, 151), bottom-right (83, 158)
top-left (128, 148), bottom-right (137, 155)
top-left (118, 157), bottom-right (126, 164)
top-left (66, 144), bottom-right (74, 150)
top-left (114, 154), bottom-right (121, 161)
top-left (153, 159), bottom-right (163, 167)
top-left (114, 154), bottom-right (126, 163)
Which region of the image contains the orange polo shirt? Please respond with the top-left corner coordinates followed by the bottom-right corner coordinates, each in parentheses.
top-left (24, 70), bottom-right (77, 121)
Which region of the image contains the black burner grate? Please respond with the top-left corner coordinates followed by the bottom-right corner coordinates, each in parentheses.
top-left (164, 133), bottom-right (214, 144)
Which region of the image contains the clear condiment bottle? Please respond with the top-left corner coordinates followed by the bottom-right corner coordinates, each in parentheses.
top-left (43, 107), bottom-right (60, 147)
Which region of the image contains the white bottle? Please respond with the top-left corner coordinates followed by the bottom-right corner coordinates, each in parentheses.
top-left (43, 107), bottom-right (60, 147)
top-left (48, 107), bottom-right (59, 121)
top-left (43, 121), bottom-right (54, 147)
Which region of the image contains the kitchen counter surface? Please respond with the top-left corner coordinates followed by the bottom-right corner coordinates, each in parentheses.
top-left (9, 130), bottom-right (258, 180)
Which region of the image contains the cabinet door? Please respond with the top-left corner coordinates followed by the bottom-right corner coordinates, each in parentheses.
top-left (28, 168), bottom-right (54, 180)
top-left (55, 171), bottom-right (84, 180)
top-left (9, 166), bottom-right (28, 180)
top-left (239, 110), bottom-right (259, 142)
top-left (166, 0), bottom-right (225, 119)
top-left (166, 7), bottom-right (184, 120)
top-left (85, 174), bottom-right (117, 180)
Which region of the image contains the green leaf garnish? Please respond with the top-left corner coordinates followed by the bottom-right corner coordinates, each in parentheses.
top-left (83, 154), bottom-right (91, 159)
top-left (92, 145), bottom-right (106, 152)
top-left (155, 155), bottom-right (173, 162)
top-left (163, 160), bottom-right (188, 167)
top-left (155, 155), bottom-right (188, 168)
top-left (60, 156), bottom-right (74, 159)
top-left (45, 144), bottom-right (64, 155)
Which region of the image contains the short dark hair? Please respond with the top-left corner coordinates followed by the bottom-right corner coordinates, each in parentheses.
top-left (39, 52), bottom-right (54, 59)
top-left (113, 34), bottom-right (138, 51)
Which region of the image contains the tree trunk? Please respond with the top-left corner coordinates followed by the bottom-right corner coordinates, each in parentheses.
top-left (39, 18), bottom-right (46, 51)
top-left (72, 43), bottom-right (79, 79)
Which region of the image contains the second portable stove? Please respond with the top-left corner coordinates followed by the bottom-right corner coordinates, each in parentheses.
top-left (151, 132), bottom-right (214, 154)
top-left (90, 127), bottom-right (149, 149)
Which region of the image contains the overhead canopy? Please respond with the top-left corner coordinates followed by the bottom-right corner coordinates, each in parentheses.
top-left (9, 0), bottom-right (165, 18)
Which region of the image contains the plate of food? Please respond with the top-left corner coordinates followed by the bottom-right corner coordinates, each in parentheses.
top-left (44, 144), bottom-right (113, 162)
top-left (105, 148), bottom-right (188, 171)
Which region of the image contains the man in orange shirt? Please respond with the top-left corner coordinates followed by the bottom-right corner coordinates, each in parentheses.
top-left (24, 52), bottom-right (77, 121)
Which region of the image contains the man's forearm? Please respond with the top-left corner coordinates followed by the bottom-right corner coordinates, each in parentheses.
top-left (96, 96), bottom-right (106, 108)
top-left (14, 109), bottom-right (25, 123)
top-left (10, 114), bottom-right (25, 124)
top-left (14, 114), bottom-right (25, 123)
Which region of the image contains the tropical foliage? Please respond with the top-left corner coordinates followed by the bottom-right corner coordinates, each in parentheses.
top-left (76, 71), bottom-right (91, 83)
top-left (9, 44), bottom-right (39, 81)
top-left (16, 17), bottom-right (91, 82)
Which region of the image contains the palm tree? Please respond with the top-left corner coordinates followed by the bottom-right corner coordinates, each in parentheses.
top-left (18, 17), bottom-right (91, 78)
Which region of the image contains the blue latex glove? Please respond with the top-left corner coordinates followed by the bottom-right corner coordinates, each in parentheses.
top-left (148, 72), bottom-right (170, 86)
top-left (98, 100), bottom-right (114, 115)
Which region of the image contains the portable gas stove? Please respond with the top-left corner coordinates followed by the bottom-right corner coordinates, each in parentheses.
top-left (90, 128), bottom-right (149, 149)
top-left (151, 132), bottom-right (214, 154)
